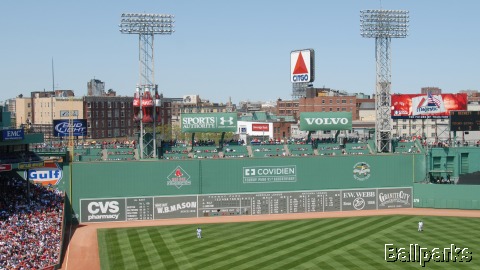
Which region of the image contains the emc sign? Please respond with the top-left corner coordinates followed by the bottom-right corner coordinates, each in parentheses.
top-left (2, 129), bottom-right (24, 141)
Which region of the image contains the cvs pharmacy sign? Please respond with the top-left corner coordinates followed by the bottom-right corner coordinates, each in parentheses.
top-left (80, 198), bottom-right (126, 223)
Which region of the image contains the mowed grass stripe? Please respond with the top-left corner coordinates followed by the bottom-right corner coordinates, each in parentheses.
top-left (262, 216), bottom-right (411, 270)
top-left (199, 218), bottom-right (355, 269)
top-left (135, 229), bottom-right (165, 268)
top-left (183, 219), bottom-right (324, 261)
top-left (125, 229), bottom-right (155, 270)
top-left (212, 216), bottom-right (390, 270)
top-left (146, 228), bottom-right (179, 269)
top-left (393, 227), bottom-right (476, 269)
top-left (98, 229), bottom-right (134, 270)
top-left (175, 219), bottom-right (281, 253)
top-left (160, 229), bottom-right (195, 269)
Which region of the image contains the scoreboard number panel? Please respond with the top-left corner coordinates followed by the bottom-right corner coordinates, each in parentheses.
top-left (450, 111), bottom-right (480, 131)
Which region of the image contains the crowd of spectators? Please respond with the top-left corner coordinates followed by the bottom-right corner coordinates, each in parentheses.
top-left (0, 172), bottom-right (64, 270)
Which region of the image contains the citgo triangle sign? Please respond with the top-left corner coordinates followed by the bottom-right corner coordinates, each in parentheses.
top-left (293, 53), bottom-right (308, 74)
top-left (291, 49), bottom-right (314, 83)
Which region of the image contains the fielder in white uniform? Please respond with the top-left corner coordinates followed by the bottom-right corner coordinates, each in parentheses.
top-left (197, 227), bottom-right (202, 238)
top-left (418, 221), bottom-right (424, 232)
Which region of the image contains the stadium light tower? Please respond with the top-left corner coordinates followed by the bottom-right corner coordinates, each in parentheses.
top-left (360, 9), bottom-right (409, 153)
top-left (119, 13), bottom-right (175, 159)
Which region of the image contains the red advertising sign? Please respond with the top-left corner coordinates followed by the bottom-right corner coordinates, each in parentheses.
top-left (0, 164), bottom-right (12, 172)
top-left (252, 123), bottom-right (269, 132)
top-left (391, 93), bottom-right (467, 119)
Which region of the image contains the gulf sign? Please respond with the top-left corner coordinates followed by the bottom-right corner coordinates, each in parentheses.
top-left (252, 123), bottom-right (269, 132)
top-left (291, 49), bottom-right (315, 83)
top-left (24, 163), bottom-right (63, 186)
top-left (391, 93), bottom-right (467, 119)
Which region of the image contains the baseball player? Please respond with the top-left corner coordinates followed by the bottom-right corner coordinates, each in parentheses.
top-left (197, 227), bottom-right (202, 238)
top-left (418, 221), bottom-right (424, 232)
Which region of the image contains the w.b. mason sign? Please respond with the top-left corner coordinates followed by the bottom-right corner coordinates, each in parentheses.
top-left (181, 113), bottom-right (237, 132)
top-left (299, 112), bottom-right (352, 131)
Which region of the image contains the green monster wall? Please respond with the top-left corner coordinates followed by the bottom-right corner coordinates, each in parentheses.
top-left (62, 154), bottom-right (425, 217)
top-left (413, 183), bottom-right (480, 210)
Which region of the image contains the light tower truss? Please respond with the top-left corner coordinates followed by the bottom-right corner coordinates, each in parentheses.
top-left (361, 9), bottom-right (409, 153)
top-left (119, 13), bottom-right (175, 159)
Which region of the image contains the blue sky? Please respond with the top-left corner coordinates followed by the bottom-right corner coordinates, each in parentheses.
top-left (1, 1), bottom-right (479, 104)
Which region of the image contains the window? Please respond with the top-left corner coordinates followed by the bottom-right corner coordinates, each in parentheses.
top-left (28, 103), bottom-right (31, 108)
top-left (412, 125), bottom-right (417, 129)
top-left (337, 108), bottom-right (340, 111)
top-left (342, 100), bottom-right (346, 104)
top-left (87, 112), bottom-right (91, 118)
top-left (87, 102), bottom-right (91, 108)
top-left (402, 125), bottom-right (407, 129)
top-left (393, 125), bottom-right (397, 129)
top-left (121, 120), bottom-right (125, 127)
top-left (108, 120), bottom-right (112, 127)
top-left (329, 108), bottom-right (333, 111)
top-left (329, 100), bottom-right (333, 104)
top-left (322, 99), bottom-right (325, 104)
top-left (341, 108), bottom-right (346, 111)
top-left (108, 102), bottom-right (111, 108)
top-left (121, 111), bottom-right (125, 117)
top-left (108, 111), bottom-right (112, 118)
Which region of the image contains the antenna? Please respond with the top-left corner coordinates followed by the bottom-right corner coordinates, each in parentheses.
top-left (52, 58), bottom-right (55, 92)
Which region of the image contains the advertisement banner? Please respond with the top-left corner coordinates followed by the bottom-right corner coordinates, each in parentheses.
top-left (53, 119), bottom-right (87, 137)
top-left (391, 93), bottom-right (467, 119)
top-left (1, 129), bottom-right (24, 141)
top-left (153, 196), bottom-right (198, 219)
top-left (291, 49), bottom-right (315, 83)
top-left (252, 123), bottom-right (269, 132)
top-left (80, 198), bottom-right (126, 223)
top-left (377, 188), bottom-right (412, 209)
top-left (181, 113), bottom-right (237, 132)
top-left (341, 189), bottom-right (377, 211)
top-left (299, 112), bottom-right (352, 131)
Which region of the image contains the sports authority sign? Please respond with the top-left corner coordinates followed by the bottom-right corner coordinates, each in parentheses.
top-left (291, 49), bottom-right (315, 83)
top-left (243, 165), bottom-right (297, 183)
top-left (299, 112), bottom-right (352, 131)
top-left (181, 113), bottom-right (237, 132)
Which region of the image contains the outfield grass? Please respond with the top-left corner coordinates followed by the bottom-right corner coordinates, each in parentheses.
top-left (97, 215), bottom-right (480, 269)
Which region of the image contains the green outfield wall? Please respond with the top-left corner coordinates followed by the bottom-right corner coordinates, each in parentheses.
top-left (61, 154), bottom-right (425, 218)
top-left (413, 183), bottom-right (480, 210)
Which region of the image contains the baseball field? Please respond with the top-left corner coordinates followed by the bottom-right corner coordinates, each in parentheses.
top-left (96, 215), bottom-right (479, 269)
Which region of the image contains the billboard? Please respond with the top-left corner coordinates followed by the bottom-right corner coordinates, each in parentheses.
top-left (181, 113), bottom-right (237, 132)
top-left (1, 129), bottom-right (24, 141)
top-left (252, 123), bottom-right (269, 132)
top-left (53, 119), bottom-right (87, 137)
top-left (450, 111), bottom-right (480, 131)
top-left (291, 49), bottom-right (315, 83)
top-left (79, 187), bottom-right (412, 223)
top-left (391, 93), bottom-right (467, 119)
top-left (299, 112), bottom-right (352, 131)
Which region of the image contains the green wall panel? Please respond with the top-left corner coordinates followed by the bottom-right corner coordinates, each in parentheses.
top-left (413, 183), bottom-right (480, 210)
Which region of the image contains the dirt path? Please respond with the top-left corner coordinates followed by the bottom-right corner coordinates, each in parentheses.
top-left (60, 208), bottom-right (480, 270)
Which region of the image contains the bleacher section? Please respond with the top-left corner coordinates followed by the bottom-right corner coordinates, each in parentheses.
top-left (251, 144), bottom-right (287, 158)
top-left (345, 142), bottom-right (371, 155)
top-left (75, 146), bottom-right (104, 162)
top-left (162, 146), bottom-right (190, 160)
top-left (190, 146), bottom-right (221, 159)
top-left (288, 144), bottom-right (315, 156)
top-left (223, 145), bottom-right (249, 158)
top-left (394, 141), bottom-right (422, 154)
